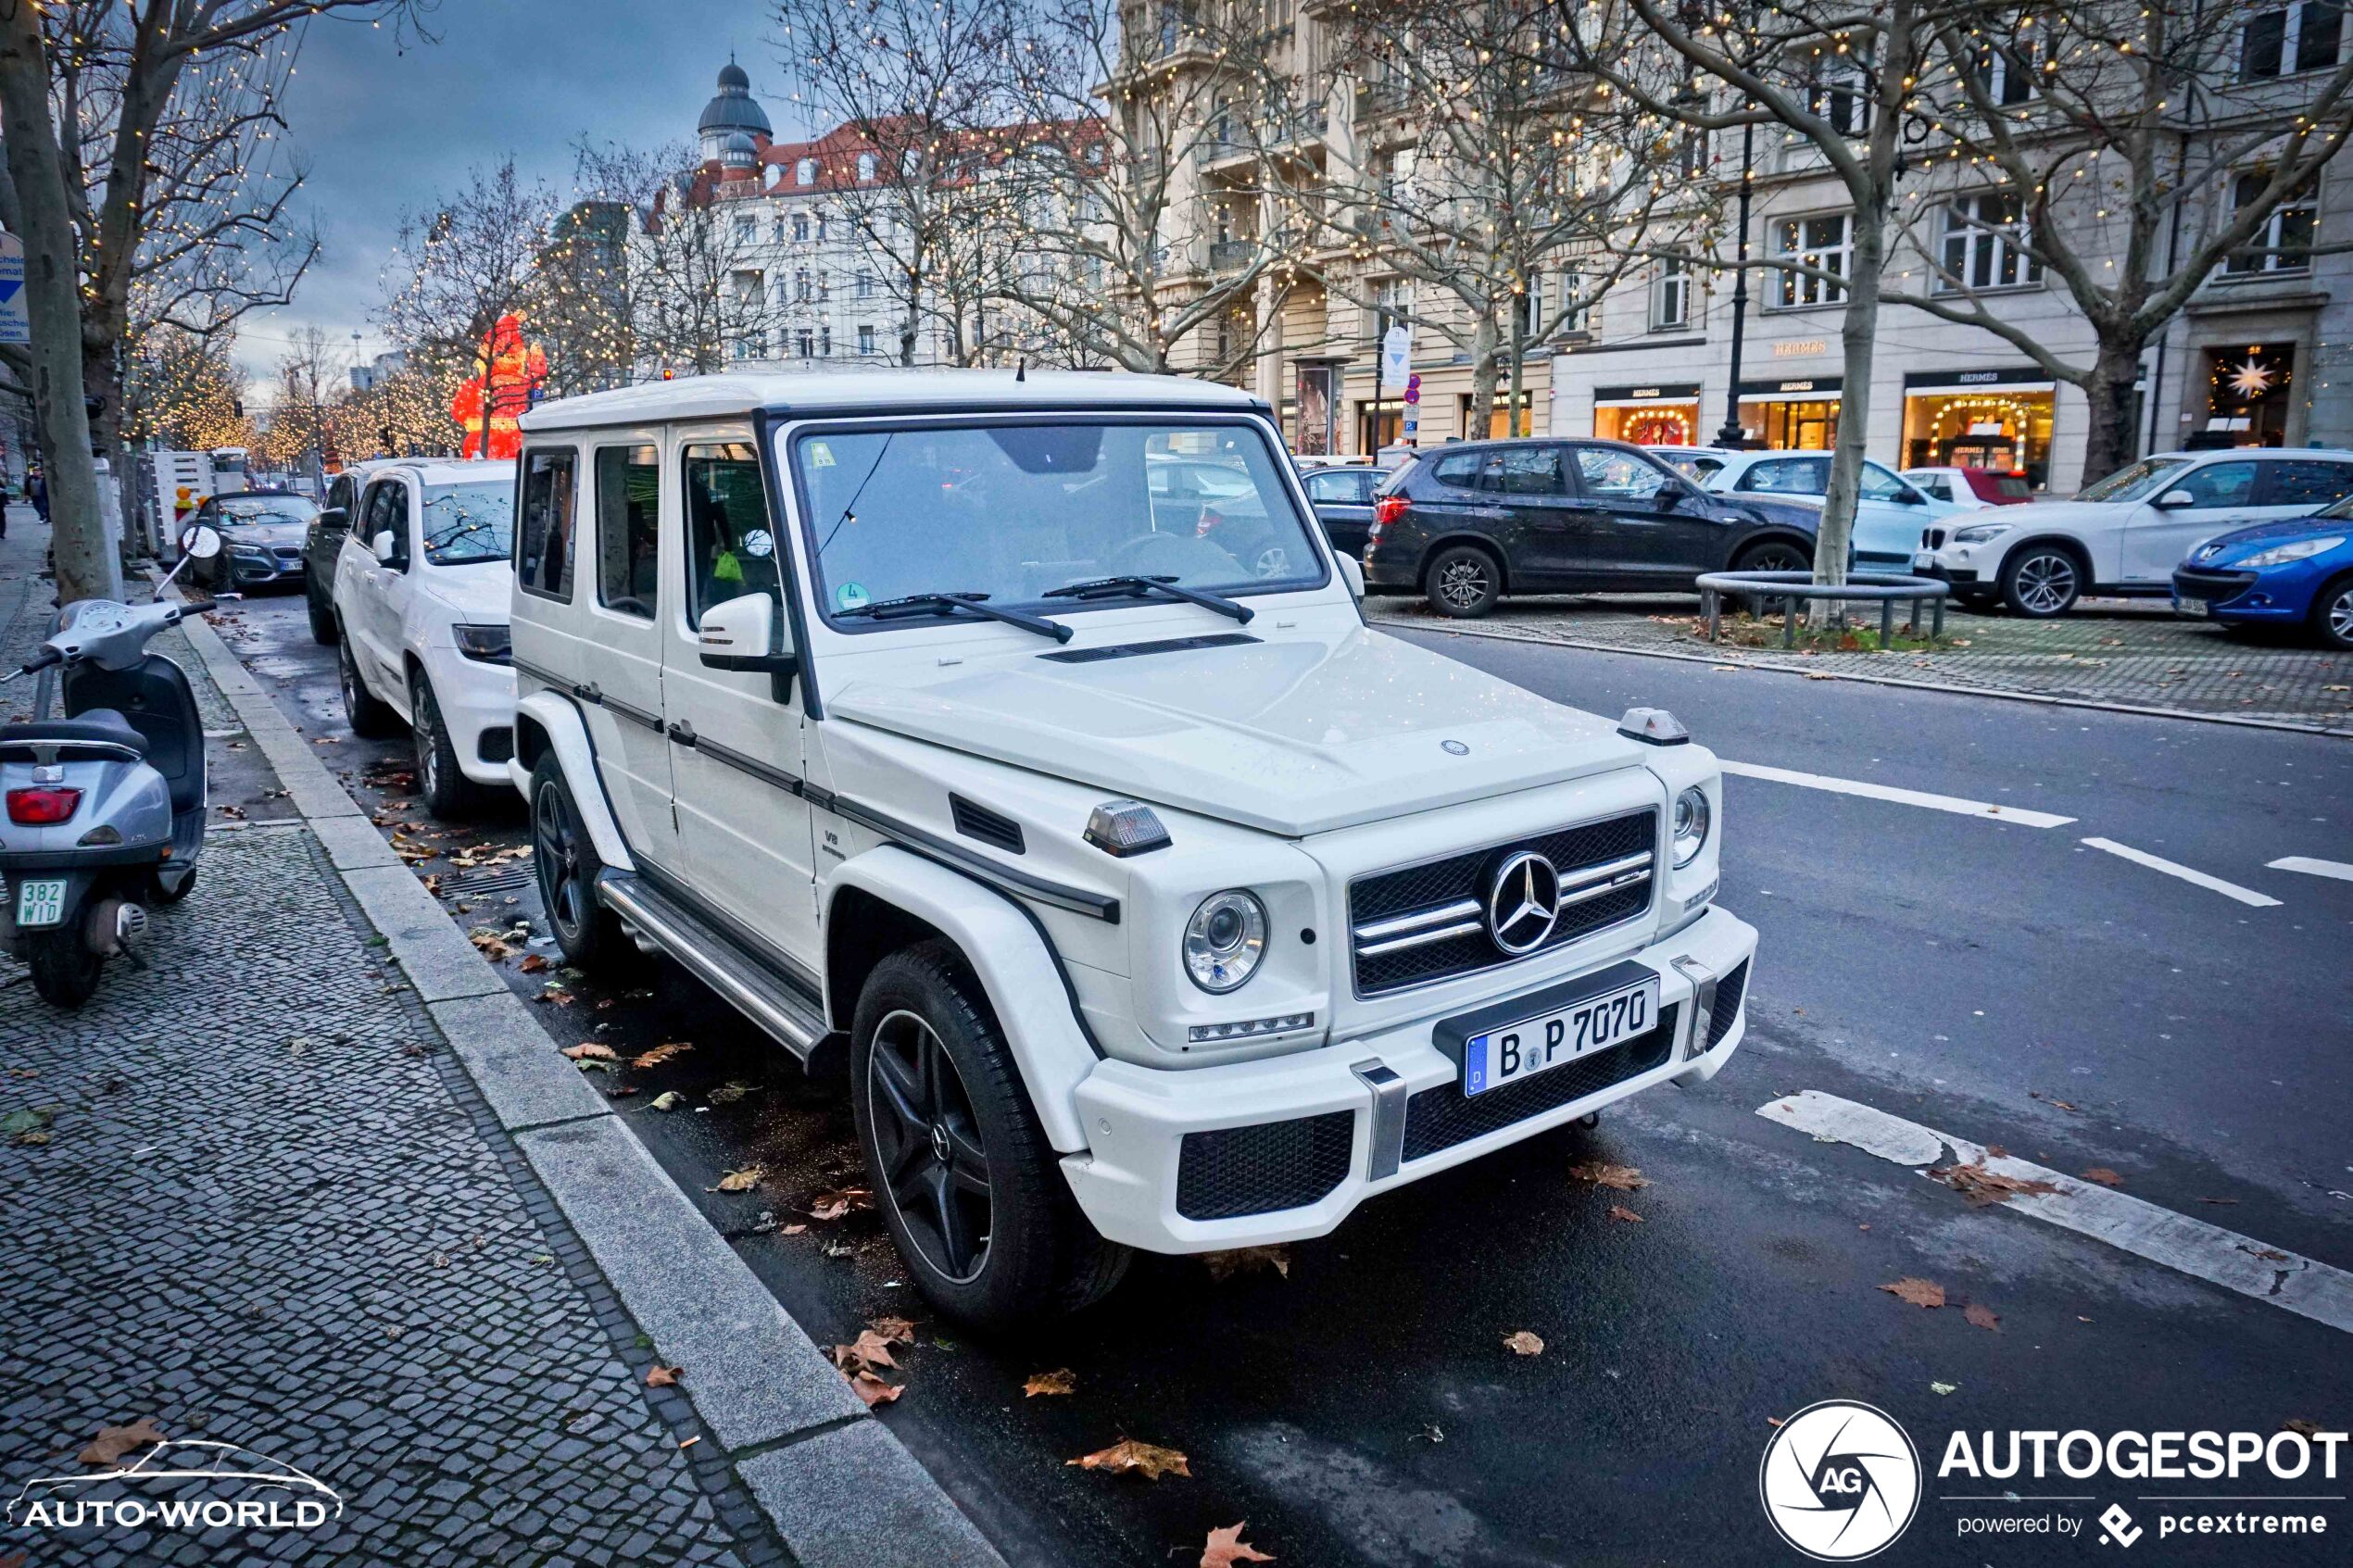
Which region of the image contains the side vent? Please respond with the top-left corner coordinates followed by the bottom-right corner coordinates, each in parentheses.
top-left (950, 795), bottom-right (1026, 855)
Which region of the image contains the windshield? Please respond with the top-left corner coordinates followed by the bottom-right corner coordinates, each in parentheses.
top-left (789, 419), bottom-right (1324, 621)
top-left (2078, 457), bottom-right (2190, 503)
top-left (422, 483), bottom-right (514, 566)
top-left (215, 495), bottom-right (316, 527)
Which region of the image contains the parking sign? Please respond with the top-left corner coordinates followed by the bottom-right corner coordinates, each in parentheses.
top-left (0, 232), bottom-right (26, 346)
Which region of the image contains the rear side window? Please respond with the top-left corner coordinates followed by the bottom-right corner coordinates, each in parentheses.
top-left (1430, 451), bottom-right (1485, 489)
top-left (1493, 446), bottom-right (1566, 495)
top-left (2260, 460), bottom-right (2353, 508)
top-left (595, 445), bottom-right (661, 620)
top-left (1744, 457), bottom-right (1829, 495)
top-left (516, 448), bottom-right (578, 601)
top-left (1305, 469), bottom-right (1373, 503)
top-left (1992, 474), bottom-right (2033, 500)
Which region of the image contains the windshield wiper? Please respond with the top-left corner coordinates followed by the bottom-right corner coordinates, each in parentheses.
top-left (1039, 574), bottom-right (1252, 624)
top-left (837, 592), bottom-right (1073, 644)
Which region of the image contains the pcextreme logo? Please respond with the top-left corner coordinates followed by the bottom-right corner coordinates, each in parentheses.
top-left (1759, 1400), bottom-right (1923, 1561)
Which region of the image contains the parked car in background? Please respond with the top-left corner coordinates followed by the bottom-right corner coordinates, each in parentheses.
top-left (330, 458), bottom-right (518, 815)
top-left (1650, 446), bottom-right (1960, 570)
top-left (1915, 448), bottom-right (2353, 617)
top-left (303, 459), bottom-right (396, 643)
top-left (1365, 437), bottom-right (1825, 617)
top-left (1901, 466), bottom-right (2033, 508)
top-left (2171, 498), bottom-right (2353, 649)
top-left (1148, 454), bottom-right (1298, 579)
top-left (193, 490), bottom-right (321, 595)
top-left (1300, 462), bottom-right (1383, 556)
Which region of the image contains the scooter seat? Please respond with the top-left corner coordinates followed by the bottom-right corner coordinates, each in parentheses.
top-left (0, 708), bottom-right (149, 756)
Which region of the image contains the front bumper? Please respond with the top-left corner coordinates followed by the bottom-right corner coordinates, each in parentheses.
top-left (2173, 562), bottom-right (2314, 623)
top-left (424, 648), bottom-right (518, 785)
top-left (1061, 904), bottom-right (1757, 1252)
top-left (226, 548), bottom-right (306, 587)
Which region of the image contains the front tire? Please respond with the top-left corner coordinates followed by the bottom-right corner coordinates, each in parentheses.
top-left (529, 755), bottom-right (631, 970)
top-left (1424, 544), bottom-right (1503, 618)
top-left (338, 635), bottom-right (401, 737)
top-left (2309, 573), bottom-right (2353, 651)
top-left (851, 941), bottom-right (1129, 1330)
top-left (2000, 545), bottom-right (2082, 619)
top-left (307, 583), bottom-right (340, 645)
top-left (412, 673), bottom-right (488, 818)
top-left (25, 924), bottom-right (102, 1008)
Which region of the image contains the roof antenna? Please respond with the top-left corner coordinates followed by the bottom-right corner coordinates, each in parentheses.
top-left (1014, 358), bottom-right (1026, 382)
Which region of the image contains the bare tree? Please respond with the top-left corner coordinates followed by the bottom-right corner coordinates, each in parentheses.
top-left (380, 160), bottom-right (558, 458)
top-left (534, 193), bottom-right (635, 396)
top-left (126, 326), bottom-right (254, 453)
top-left (1887, 1), bottom-right (2353, 480)
top-left (1563, 0), bottom-right (1963, 584)
top-left (0, 0), bottom-right (432, 603)
top-left (996, 0), bottom-right (1295, 377)
top-left (1322, 0), bottom-right (1688, 435)
top-left (252, 325), bottom-right (344, 477)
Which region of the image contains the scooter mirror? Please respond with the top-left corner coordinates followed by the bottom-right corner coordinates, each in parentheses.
top-left (180, 524), bottom-right (223, 559)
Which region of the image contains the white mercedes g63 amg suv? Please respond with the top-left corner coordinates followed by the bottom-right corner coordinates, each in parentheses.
top-left (506, 371), bottom-right (1756, 1328)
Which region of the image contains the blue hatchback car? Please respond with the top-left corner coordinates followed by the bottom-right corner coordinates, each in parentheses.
top-left (2172, 496), bottom-right (2353, 649)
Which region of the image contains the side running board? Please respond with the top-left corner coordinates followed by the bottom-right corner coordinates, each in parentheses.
top-left (595, 871), bottom-right (824, 1060)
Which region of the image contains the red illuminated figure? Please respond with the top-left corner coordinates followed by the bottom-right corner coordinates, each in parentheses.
top-left (450, 314), bottom-right (547, 459)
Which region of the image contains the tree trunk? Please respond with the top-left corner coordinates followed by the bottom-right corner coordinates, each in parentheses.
top-left (1815, 212), bottom-right (1889, 592)
top-left (1465, 315), bottom-right (1499, 439)
top-left (0, 9), bottom-right (120, 603)
top-left (2081, 338), bottom-right (2146, 486)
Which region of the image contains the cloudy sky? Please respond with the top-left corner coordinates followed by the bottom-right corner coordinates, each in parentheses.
top-left (240, 0), bottom-right (813, 400)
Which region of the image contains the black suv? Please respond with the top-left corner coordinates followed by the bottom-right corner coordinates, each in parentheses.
top-left (1364, 437), bottom-right (1825, 617)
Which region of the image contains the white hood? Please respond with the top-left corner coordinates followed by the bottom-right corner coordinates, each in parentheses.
top-left (422, 561), bottom-right (511, 623)
top-left (1957, 499), bottom-right (2119, 530)
top-left (826, 625), bottom-right (1653, 836)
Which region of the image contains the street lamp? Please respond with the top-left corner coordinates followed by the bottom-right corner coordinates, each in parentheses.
top-left (1716, 114), bottom-right (1757, 450)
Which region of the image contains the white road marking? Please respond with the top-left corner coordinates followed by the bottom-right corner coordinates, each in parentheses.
top-left (2268, 855), bottom-right (2353, 884)
top-left (2082, 837), bottom-right (2283, 908)
top-left (1719, 759), bottom-right (2075, 829)
top-left (1758, 1091), bottom-right (2353, 1335)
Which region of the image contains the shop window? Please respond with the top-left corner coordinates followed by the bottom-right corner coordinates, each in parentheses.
top-left (1939, 193), bottom-right (2042, 291)
top-left (1651, 257), bottom-right (1691, 330)
top-left (2241, 3), bottom-right (2345, 78)
top-left (1457, 393), bottom-right (1534, 438)
top-left (1901, 383), bottom-right (2055, 488)
top-left (1740, 399), bottom-right (1841, 449)
top-left (2224, 172), bottom-right (2317, 274)
top-left (1770, 213), bottom-right (1851, 307)
top-left (2203, 345), bottom-right (2295, 445)
top-left (1595, 401), bottom-right (1701, 445)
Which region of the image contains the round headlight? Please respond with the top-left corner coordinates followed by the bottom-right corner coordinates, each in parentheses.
top-left (1183, 890), bottom-right (1267, 993)
top-left (1672, 785), bottom-right (1711, 869)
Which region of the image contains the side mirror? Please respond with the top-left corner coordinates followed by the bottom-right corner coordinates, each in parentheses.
top-left (179, 523), bottom-right (222, 560)
top-left (1336, 553), bottom-right (1365, 600)
top-left (317, 506), bottom-right (348, 533)
top-left (1896, 486), bottom-right (1927, 506)
top-left (1653, 486), bottom-right (1686, 512)
top-left (698, 592), bottom-right (799, 698)
top-left (2154, 489), bottom-right (2196, 509)
top-left (371, 529), bottom-right (399, 564)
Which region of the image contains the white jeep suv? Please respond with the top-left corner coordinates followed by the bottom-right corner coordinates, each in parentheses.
top-left (331, 458), bottom-right (519, 813)
top-left (506, 372), bottom-right (1758, 1328)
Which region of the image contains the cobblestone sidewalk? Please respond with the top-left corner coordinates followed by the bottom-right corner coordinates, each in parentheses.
top-left (0, 514), bottom-right (777, 1565)
top-left (1368, 593), bottom-right (2353, 734)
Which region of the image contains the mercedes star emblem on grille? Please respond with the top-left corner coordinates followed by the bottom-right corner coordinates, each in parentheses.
top-left (1485, 850), bottom-right (1561, 955)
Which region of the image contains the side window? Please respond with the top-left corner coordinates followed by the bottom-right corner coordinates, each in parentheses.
top-left (517, 448), bottom-right (578, 601)
top-left (1492, 446), bottom-right (1567, 495)
top-left (1859, 463), bottom-right (1906, 501)
top-left (2172, 461), bottom-right (2259, 508)
top-left (1745, 458), bottom-right (1829, 495)
top-left (324, 476), bottom-right (353, 519)
top-left (683, 441), bottom-right (780, 626)
top-left (595, 445), bottom-right (661, 619)
top-left (1909, 476), bottom-right (1953, 502)
top-left (2259, 460), bottom-right (2353, 508)
top-left (1570, 445), bottom-right (1671, 503)
top-left (1430, 451), bottom-right (1484, 489)
top-left (364, 482), bottom-right (409, 570)
top-left (1304, 470), bottom-right (1352, 503)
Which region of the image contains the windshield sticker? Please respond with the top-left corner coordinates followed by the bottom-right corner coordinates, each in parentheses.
top-left (742, 528), bottom-right (774, 558)
top-left (807, 441), bottom-right (837, 469)
top-left (836, 581), bottom-right (871, 611)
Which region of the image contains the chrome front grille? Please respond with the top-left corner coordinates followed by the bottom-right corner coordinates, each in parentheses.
top-left (1347, 809), bottom-right (1657, 997)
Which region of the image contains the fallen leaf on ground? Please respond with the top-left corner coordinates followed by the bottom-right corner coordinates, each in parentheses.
top-left (519, 954), bottom-right (548, 974)
top-left (78, 1418), bottom-right (165, 1466)
top-left (561, 1042), bottom-right (616, 1060)
top-left (1879, 1277), bottom-right (1946, 1309)
top-left (1201, 1522), bottom-right (1275, 1567)
top-left (708, 1080), bottom-right (759, 1105)
top-left (468, 933), bottom-right (511, 960)
top-left (1963, 1303), bottom-right (2001, 1332)
top-left (714, 1165), bottom-right (766, 1193)
top-left (649, 1090), bottom-right (685, 1111)
top-left (1025, 1368), bottom-right (1077, 1398)
top-left (646, 1364), bottom-right (682, 1387)
top-left (1606, 1205), bottom-right (1645, 1223)
top-left (1931, 1381), bottom-right (1959, 1397)
top-left (1067, 1439), bottom-right (1189, 1479)
top-left (808, 1187), bottom-right (872, 1221)
top-left (867, 1316), bottom-right (916, 1345)
top-left (1202, 1246), bottom-right (1290, 1282)
top-left (832, 1330), bottom-right (900, 1373)
top-left (847, 1371), bottom-right (902, 1407)
top-left (1930, 1161), bottom-right (2059, 1207)
top-left (2081, 1167), bottom-right (2124, 1187)
top-left (1503, 1330), bottom-right (1546, 1356)
top-left (1568, 1161), bottom-right (1650, 1191)
top-left (633, 1041), bottom-right (693, 1068)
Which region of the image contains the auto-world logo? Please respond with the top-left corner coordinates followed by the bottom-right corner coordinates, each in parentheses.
top-left (7, 1439), bottom-right (343, 1538)
top-left (1760, 1400), bottom-right (1922, 1561)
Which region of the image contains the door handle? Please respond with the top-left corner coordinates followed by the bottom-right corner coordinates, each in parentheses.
top-left (666, 720), bottom-right (697, 747)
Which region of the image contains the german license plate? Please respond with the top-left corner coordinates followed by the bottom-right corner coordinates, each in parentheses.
top-left (2173, 594), bottom-right (2208, 619)
top-left (1460, 976), bottom-right (1659, 1097)
top-left (15, 877), bottom-right (67, 928)
top-left (1912, 549), bottom-right (1936, 571)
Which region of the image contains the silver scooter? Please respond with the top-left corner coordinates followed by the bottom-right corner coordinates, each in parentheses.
top-left (0, 525), bottom-right (221, 1006)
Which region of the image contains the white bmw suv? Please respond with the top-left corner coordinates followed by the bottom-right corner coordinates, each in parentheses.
top-left (331, 458), bottom-right (520, 813)
top-left (505, 372), bottom-right (1758, 1327)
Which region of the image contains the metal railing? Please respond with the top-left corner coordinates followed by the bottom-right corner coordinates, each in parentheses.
top-left (1694, 570), bottom-right (1952, 647)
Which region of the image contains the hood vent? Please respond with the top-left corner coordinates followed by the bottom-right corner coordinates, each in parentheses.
top-left (1040, 632), bottom-right (1260, 664)
top-left (950, 795), bottom-right (1026, 855)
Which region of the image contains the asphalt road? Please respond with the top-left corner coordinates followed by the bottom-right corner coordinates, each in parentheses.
top-left (218, 588), bottom-right (2353, 1568)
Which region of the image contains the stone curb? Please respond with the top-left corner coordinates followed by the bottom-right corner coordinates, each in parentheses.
top-left (169, 596), bottom-right (1006, 1568)
top-left (1374, 611), bottom-right (2353, 739)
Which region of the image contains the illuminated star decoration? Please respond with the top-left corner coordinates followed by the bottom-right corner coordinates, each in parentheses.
top-left (2228, 358), bottom-right (2275, 399)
